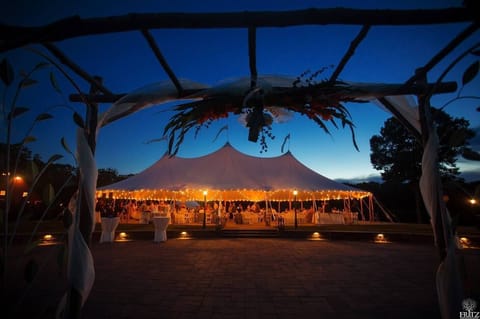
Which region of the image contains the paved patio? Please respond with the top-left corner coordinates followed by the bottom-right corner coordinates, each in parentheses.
top-left (6, 237), bottom-right (480, 318)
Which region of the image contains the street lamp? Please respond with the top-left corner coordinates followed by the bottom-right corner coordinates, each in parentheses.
top-left (203, 190), bottom-right (207, 229)
top-left (293, 190), bottom-right (298, 229)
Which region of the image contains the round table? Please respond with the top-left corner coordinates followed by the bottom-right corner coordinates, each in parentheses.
top-left (100, 217), bottom-right (120, 243)
top-left (153, 217), bottom-right (170, 242)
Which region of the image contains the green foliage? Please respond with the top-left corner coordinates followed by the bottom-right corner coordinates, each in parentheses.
top-left (0, 58), bottom-right (14, 86)
top-left (61, 136), bottom-right (75, 161)
top-left (163, 76), bottom-right (358, 155)
top-left (73, 112), bottom-right (85, 128)
top-left (1, 57), bottom-right (76, 313)
top-left (462, 61), bottom-right (479, 85)
top-left (35, 113), bottom-right (54, 122)
top-left (8, 106), bottom-right (29, 119)
top-left (463, 148), bottom-right (480, 161)
top-left (97, 168), bottom-right (129, 187)
top-left (20, 78), bottom-right (38, 88)
top-left (23, 136), bottom-right (37, 144)
top-left (50, 71), bottom-right (61, 93)
top-left (43, 183), bottom-right (55, 205)
top-left (46, 154), bottom-right (63, 164)
top-left (370, 107), bottom-right (475, 184)
top-left (30, 159), bottom-right (39, 180)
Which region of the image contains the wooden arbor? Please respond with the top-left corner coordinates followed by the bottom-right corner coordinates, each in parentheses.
top-left (1, 4), bottom-right (479, 319)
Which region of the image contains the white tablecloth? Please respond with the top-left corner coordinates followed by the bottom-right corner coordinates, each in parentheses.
top-left (153, 217), bottom-right (170, 242)
top-left (100, 217), bottom-right (120, 243)
top-left (316, 213), bottom-right (345, 225)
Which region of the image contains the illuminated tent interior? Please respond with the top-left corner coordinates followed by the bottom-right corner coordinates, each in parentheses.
top-left (98, 143), bottom-right (372, 206)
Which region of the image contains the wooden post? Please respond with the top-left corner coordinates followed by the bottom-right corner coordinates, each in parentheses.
top-left (248, 27), bottom-right (257, 88)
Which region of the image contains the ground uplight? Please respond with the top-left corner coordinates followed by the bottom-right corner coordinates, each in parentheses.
top-left (176, 231), bottom-right (192, 240)
top-left (115, 232), bottom-right (131, 242)
top-left (39, 234), bottom-right (60, 246)
top-left (374, 233), bottom-right (390, 244)
top-left (308, 231), bottom-right (325, 241)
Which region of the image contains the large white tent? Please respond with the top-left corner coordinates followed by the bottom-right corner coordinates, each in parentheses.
top-left (98, 143), bottom-right (372, 205)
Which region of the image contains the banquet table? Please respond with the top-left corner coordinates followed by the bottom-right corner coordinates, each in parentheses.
top-left (316, 212), bottom-right (345, 225)
top-left (100, 217), bottom-right (120, 243)
top-left (153, 217), bottom-right (170, 242)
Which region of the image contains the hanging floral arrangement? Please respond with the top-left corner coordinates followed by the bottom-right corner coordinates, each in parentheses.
top-left (163, 71), bottom-right (363, 155)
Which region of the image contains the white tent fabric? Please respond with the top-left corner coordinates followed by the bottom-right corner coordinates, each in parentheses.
top-left (98, 143), bottom-right (370, 201)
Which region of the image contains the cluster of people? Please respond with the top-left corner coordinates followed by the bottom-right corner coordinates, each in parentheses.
top-left (94, 198), bottom-right (319, 225)
top-left (95, 198), bottom-right (119, 218)
top-left (95, 198), bottom-right (194, 224)
top-left (95, 198), bottom-right (160, 223)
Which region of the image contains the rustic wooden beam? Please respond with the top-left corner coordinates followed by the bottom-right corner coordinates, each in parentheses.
top-left (69, 81), bottom-right (457, 104)
top-left (70, 93), bottom-right (125, 104)
top-left (140, 29), bottom-right (183, 95)
top-left (329, 25), bottom-right (370, 83)
top-left (1, 7), bottom-right (475, 52)
top-left (248, 27), bottom-right (257, 88)
top-left (404, 22), bottom-right (480, 88)
top-left (43, 43), bottom-right (114, 97)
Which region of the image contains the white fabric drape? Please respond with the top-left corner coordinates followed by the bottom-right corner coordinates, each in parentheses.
top-left (373, 95), bottom-right (421, 133)
top-left (59, 80), bottom-right (208, 317)
top-left (420, 127), bottom-right (463, 319)
top-left (375, 96), bottom-right (464, 319)
top-left (57, 128), bottom-right (97, 317)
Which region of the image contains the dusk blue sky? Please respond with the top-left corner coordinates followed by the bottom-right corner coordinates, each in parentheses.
top-left (2, 0), bottom-right (479, 183)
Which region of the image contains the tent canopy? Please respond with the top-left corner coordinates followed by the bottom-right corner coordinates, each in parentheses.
top-left (98, 143), bottom-right (371, 202)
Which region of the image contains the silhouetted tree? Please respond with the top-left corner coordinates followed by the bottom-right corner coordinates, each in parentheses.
top-left (370, 107), bottom-right (476, 223)
top-left (97, 168), bottom-right (128, 187)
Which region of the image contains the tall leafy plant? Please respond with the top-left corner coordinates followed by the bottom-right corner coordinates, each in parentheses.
top-left (0, 57), bottom-right (75, 316)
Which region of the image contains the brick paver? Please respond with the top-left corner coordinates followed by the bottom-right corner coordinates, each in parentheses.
top-left (7, 238), bottom-right (480, 318)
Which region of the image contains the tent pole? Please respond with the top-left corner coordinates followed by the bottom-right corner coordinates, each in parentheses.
top-left (359, 197), bottom-right (364, 221)
top-left (369, 195), bottom-right (374, 222)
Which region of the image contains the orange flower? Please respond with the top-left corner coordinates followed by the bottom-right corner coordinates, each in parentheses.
top-left (321, 113), bottom-right (332, 121)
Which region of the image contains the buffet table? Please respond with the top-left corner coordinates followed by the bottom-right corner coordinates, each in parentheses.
top-left (153, 217), bottom-right (170, 242)
top-left (316, 212), bottom-right (345, 225)
top-left (316, 212), bottom-right (359, 225)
